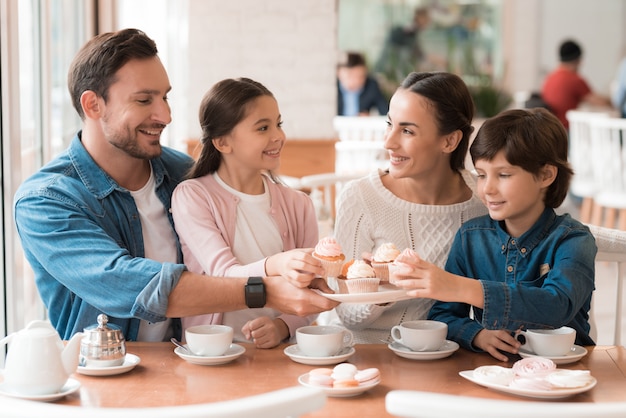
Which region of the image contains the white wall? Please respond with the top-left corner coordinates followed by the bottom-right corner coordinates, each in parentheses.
top-left (185, 0), bottom-right (338, 141)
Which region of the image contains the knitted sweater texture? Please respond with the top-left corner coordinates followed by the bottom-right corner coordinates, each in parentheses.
top-left (333, 169), bottom-right (488, 343)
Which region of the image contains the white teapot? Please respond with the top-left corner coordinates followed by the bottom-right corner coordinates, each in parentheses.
top-left (0, 320), bottom-right (83, 396)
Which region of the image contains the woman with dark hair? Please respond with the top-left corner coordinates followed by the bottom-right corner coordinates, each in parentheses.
top-left (332, 72), bottom-right (487, 344)
top-left (394, 108), bottom-right (596, 361)
top-left (171, 78), bottom-right (322, 348)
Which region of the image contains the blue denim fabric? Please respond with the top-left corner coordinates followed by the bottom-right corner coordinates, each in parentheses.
top-left (14, 133), bottom-right (194, 340)
top-left (428, 207), bottom-right (597, 351)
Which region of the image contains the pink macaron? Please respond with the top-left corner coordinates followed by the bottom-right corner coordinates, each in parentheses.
top-left (354, 367), bottom-right (380, 384)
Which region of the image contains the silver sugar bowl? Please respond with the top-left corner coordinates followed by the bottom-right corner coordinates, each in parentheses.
top-left (80, 314), bottom-right (126, 367)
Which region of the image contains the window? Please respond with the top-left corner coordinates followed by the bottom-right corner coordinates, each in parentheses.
top-left (1, 0), bottom-right (93, 339)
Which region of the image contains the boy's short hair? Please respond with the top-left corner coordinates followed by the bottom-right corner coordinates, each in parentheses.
top-left (470, 108), bottom-right (574, 208)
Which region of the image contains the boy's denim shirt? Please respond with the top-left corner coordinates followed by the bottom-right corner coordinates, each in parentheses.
top-left (429, 207), bottom-right (597, 351)
top-left (14, 133), bottom-right (194, 340)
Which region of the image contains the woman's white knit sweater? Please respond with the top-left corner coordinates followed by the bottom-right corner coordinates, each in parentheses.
top-left (333, 169), bottom-right (487, 344)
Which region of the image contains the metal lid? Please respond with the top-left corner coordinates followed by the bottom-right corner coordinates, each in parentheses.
top-left (82, 314), bottom-right (125, 347)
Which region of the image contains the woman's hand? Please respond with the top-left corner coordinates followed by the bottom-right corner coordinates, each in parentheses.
top-left (265, 249), bottom-right (324, 288)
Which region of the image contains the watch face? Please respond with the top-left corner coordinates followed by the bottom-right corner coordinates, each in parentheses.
top-left (246, 277), bottom-right (266, 308)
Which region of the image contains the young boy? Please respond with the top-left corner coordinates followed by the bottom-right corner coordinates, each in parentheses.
top-left (391, 108), bottom-right (596, 362)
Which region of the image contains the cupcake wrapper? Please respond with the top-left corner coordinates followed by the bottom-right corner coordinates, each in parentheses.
top-left (371, 262), bottom-right (391, 282)
top-left (345, 277), bottom-right (380, 293)
top-left (335, 277), bottom-right (349, 294)
top-left (387, 263), bottom-right (401, 285)
top-left (314, 257), bottom-right (345, 279)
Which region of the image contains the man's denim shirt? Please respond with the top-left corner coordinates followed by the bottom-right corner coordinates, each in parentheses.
top-left (14, 133), bottom-right (194, 340)
top-left (429, 207), bottom-right (597, 351)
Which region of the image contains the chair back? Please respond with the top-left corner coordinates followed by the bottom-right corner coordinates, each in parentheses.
top-left (333, 116), bottom-right (388, 175)
top-left (589, 117), bottom-right (626, 204)
top-left (587, 224), bottom-right (626, 346)
top-left (566, 110), bottom-right (609, 200)
top-left (386, 390), bottom-right (626, 417)
top-left (3, 386), bottom-right (326, 418)
top-left (299, 172), bottom-right (361, 237)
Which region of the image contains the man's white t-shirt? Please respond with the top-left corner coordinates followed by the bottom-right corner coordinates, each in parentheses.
top-left (130, 167), bottom-right (178, 341)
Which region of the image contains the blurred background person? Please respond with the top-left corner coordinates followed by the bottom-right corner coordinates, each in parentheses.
top-left (374, 7), bottom-right (431, 85)
top-left (337, 51), bottom-right (389, 116)
top-left (541, 39), bottom-right (611, 130)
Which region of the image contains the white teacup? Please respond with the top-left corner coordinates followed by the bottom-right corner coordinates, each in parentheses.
top-left (519, 326), bottom-right (576, 357)
top-left (185, 325), bottom-right (233, 357)
top-left (296, 325), bottom-right (354, 357)
top-left (391, 320), bottom-right (447, 352)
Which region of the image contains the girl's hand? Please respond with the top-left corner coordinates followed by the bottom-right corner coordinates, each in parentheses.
top-left (241, 316), bottom-right (288, 349)
top-left (473, 329), bottom-right (522, 362)
top-left (266, 249), bottom-right (324, 288)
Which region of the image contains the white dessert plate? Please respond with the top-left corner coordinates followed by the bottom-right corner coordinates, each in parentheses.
top-left (459, 370), bottom-right (597, 399)
top-left (518, 345), bottom-right (588, 365)
top-left (298, 373), bottom-right (380, 397)
top-left (388, 340), bottom-right (460, 360)
top-left (174, 344), bottom-right (245, 365)
top-left (0, 378), bottom-right (80, 402)
top-left (284, 344), bottom-right (355, 366)
top-left (76, 353), bottom-right (141, 376)
top-left (317, 284), bottom-right (412, 304)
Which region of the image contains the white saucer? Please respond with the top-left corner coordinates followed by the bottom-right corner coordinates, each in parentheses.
top-left (459, 370), bottom-right (597, 399)
top-left (174, 343), bottom-right (245, 365)
top-left (283, 344), bottom-right (356, 365)
top-left (0, 378), bottom-right (80, 402)
top-left (518, 345), bottom-right (588, 365)
top-left (76, 353), bottom-right (141, 376)
top-left (298, 373), bottom-right (380, 397)
top-left (317, 284), bottom-right (412, 304)
top-left (388, 340), bottom-right (460, 360)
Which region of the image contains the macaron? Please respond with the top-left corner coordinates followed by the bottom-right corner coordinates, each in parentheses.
top-left (331, 363), bottom-right (358, 380)
top-left (332, 378), bottom-right (359, 388)
top-left (354, 367), bottom-right (380, 384)
top-left (309, 367), bottom-right (333, 376)
top-left (308, 373), bottom-right (334, 387)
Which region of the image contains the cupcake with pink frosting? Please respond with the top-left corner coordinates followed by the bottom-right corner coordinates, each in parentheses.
top-left (388, 248), bottom-right (417, 285)
top-left (312, 236), bottom-right (345, 279)
top-left (371, 243), bottom-right (400, 282)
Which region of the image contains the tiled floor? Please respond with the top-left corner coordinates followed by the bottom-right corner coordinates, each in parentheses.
top-left (558, 196), bottom-right (625, 346)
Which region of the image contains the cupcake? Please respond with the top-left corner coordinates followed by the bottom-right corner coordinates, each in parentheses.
top-left (388, 248), bottom-right (417, 285)
top-left (336, 259), bottom-right (379, 294)
top-left (312, 236), bottom-right (346, 279)
top-left (371, 243), bottom-right (400, 282)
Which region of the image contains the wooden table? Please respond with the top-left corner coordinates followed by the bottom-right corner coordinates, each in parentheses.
top-left (58, 343), bottom-right (626, 417)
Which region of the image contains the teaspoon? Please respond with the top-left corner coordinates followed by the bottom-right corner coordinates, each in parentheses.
top-left (170, 337), bottom-right (191, 354)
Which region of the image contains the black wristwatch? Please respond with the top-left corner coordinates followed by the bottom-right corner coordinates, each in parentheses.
top-left (245, 276), bottom-right (266, 308)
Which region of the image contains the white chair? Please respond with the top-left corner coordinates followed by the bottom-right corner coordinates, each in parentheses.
top-left (299, 172), bottom-right (361, 237)
top-left (332, 116), bottom-right (388, 175)
top-left (385, 390), bottom-right (626, 418)
top-left (3, 386), bottom-right (326, 418)
top-left (566, 110), bottom-right (610, 223)
top-left (587, 224), bottom-right (626, 346)
top-left (588, 116), bottom-right (626, 230)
